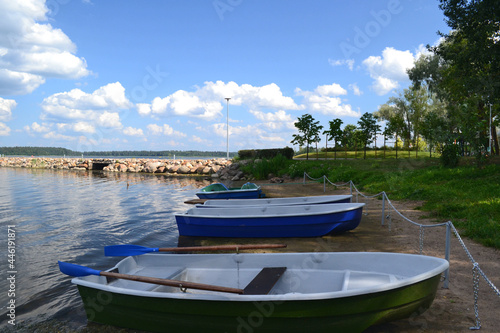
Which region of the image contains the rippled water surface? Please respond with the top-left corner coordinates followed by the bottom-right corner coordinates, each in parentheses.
top-left (0, 168), bottom-right (209, 331)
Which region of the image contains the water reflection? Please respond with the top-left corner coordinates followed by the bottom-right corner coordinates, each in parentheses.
top-left (0, 168), bottom-right (209, 331)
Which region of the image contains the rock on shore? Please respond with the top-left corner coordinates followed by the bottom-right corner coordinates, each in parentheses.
top-left (0, 157), bottom-right (250, 180)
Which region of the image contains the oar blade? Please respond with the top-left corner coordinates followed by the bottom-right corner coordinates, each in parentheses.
top-left (58, 261), bottom-right (101, 277)
top-left (104, 244), bottom-right (157, 256)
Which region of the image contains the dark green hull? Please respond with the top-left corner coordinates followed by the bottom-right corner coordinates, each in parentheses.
top-left (78, 275), bottom-right (441, 333)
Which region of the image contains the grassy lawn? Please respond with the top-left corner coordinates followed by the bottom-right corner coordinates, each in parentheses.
top-left (241, 155), bottom-right (500, 249)
top-left (295, 149), bottom-right (440, 160)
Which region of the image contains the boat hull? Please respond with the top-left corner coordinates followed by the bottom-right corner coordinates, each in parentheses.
top-left (175, 204), bottom-right (364, 237)
top-left (196, 182), bottom-right (263, 199)
top-left (196, 189), bottom-right (262, 199)
top-left (199, 195), bottom-right (353, 207)
top-left (77, 274), bottom-right (440, 333)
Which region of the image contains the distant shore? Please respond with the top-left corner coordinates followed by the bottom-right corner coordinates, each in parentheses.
top-left (0, 156), bottom-right (242, 178)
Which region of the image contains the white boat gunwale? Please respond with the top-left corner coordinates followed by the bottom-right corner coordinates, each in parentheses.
top-left (176, 203), bottom-right (365, 219)
top-left (200, 195), bottom-right (353, 207)
top-left (71, 252), bottom-right (448, 302)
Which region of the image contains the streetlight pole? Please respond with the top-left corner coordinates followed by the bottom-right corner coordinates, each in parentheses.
top-left (489, 103), bottom-right (492, 155)
top-left (225, 97), bottom-right (231, 160)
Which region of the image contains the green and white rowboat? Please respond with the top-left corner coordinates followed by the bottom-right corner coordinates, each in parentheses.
top-left (66, 252), bottom-right (448, 332)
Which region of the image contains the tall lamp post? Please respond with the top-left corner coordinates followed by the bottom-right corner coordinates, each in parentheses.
top-left (225, 97), bottom-right (231, 160)
top-left (489, 103), bottom-right (492, 155)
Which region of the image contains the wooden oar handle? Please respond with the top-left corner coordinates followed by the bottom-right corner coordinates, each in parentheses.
top-left (100, 271), bottom-right (243, 294)
top-left (158, 244), bottom-right (287, 252)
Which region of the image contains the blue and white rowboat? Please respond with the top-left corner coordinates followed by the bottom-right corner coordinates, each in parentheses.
top-left (174, 203), bottom-right (365, 237)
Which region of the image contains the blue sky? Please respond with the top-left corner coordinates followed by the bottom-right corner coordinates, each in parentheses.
top-left (0, 0), bottom-right (449, 153)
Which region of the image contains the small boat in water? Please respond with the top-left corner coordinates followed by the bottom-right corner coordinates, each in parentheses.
top-left (195, 182), bottom-right (263, 199)
top-left (174, 203), bottom-right (365, 237)
top-left (61, 252), bottom-right (449, 333)
top-left (197, 194), bottom-right (352, 208)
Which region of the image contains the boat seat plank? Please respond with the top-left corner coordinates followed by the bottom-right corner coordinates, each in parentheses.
top-left (243, 267), bottom-right (287, 295)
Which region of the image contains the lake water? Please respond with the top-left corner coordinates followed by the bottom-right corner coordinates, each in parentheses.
top-left (0, 168), bottom-right (211, 332)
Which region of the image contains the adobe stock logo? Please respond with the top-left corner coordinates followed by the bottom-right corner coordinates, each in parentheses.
top-left (339, 0), bottom-right (403, 58)
top-left (213, 0), bottom-right (243, 21)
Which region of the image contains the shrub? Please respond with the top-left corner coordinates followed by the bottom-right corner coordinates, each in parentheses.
top-left (440, 144), bottom-right (461, 167)
top-left (240, 154), bottom-right (290, 179)
top-left (238, 147), bottom-right (294, 160)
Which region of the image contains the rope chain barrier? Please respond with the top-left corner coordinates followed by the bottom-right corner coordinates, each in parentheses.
top-left (302, 172), bottom-right (500, 330)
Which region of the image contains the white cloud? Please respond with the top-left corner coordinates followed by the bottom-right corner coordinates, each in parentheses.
top-left (140, 81), bottom-right (303, 121)
top-left (328, 58), bottom-right (355, 71)
top-left (25, 121), bottom-right (50, 134)
top-left (147, 123), bottom-right (186, 137)
top-left (23, 82), bottom-right (132, 143)
top-left (362, 47), bottom-right (416, 95)
top-left (295, 84), bottom-right (360, 117)
top-left (0, 0), bottom-right (90, 95)
top-left (136, 103), bottom-right (152, 116)
top-left (249, 109), bottom-right (295, 130)
top-left (123, 126), bottom-right (144, 137)
top-left (43, 131), bottom-right (76, 141)
top-left (0, 97), bottom-right (16, 121)
top-left (314, 83), bottom-right (347, 97)
top-left (72, 122), bottom-right (96, 134)
top-left (191, 135), bottom-right (205, 144)
top-left (349, 83), bottom-right (362, 96)
top-left (40, 82), bottom-right (130, 129)
top-left (0, 122), bottom-right (10, 136)
top-left (207, 122), bottom-right (288, 150)
top-left (0, 69), bottom-right (45, 95)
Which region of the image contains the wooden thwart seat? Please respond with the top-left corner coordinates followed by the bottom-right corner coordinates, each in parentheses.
top-left (243, 267), bottom-right (287, 295)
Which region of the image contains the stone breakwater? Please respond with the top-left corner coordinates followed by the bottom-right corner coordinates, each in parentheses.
top-left (0, 157), bottom-right (249, 180)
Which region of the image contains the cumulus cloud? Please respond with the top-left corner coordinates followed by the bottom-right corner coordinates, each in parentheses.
top-left (0, 69), bottom-right (46, 95)
top-left (362, 47), bottom-right (417, 95)
top-left (24, 121), bottom-right (51, 135)
top-left (23, 82), bottom-right (133, 144)
top-left (0, 0), bottom-right (90, 95)
top-left (328, 58), bottom-right (355, 71)
top-left (147, 123), bottom-right (186, 137)
top-left (349, 83), bottom-right (362, 96)
top-left (209, 123), bottom-right (286, 148)
top-left (0, 97), bottom-right (16, 121)
top-left (123, 126), bottom-right (144, 137)
top-left (0, 97), bottom-right (16, 136)
top-left (139, 81), bottom-right (303, 121)
top-left (0, 122), bottom-right (10, 136)
top-left (295, 83), bottom-right (360, 117)
top-left (249, 110), bottom-right (295, 130)
top-left (40, 82), bottom-right (131, 129)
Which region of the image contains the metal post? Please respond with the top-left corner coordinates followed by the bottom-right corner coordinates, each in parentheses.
top-left (489, 103), bottom-right (492, 155)
top-left (381, 193), bottom-right (385, 226)
top-left (225, 97), bottom-right (231, 160)
top-left (444, 222), bottom-right (451, 289)
top-left (323, 175), bottom-right (326, 192)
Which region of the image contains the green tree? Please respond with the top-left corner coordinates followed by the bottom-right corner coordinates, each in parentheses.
top-left (357, 112), bottom-right (381, 159)
top-left (375, 96), bottom-right (411, 149)
top-left (291, 114), bottom-right (322, 160)
top-left (434, 0), bottom-right (500, 156)
top-left (323, 118), bottom-right (343, 159)
top-left (341, 124), bottom-right (357, 150)
top-left (404, 84), bottom-right (432, 157)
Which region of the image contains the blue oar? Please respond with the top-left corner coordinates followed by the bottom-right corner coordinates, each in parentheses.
top-left (104, 244), bottom-right (287, 257)
top-left (58, 261), bottom-right (243, 294)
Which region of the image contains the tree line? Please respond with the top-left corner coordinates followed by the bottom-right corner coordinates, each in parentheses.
top-left (0, 147), bottom-right (235, 158)
top-left (291, 113), bottom-right (381, 160)
top-left (292, 0), bottom-right (499, 165)
top-left (378, 0), bottom-right (499, 164)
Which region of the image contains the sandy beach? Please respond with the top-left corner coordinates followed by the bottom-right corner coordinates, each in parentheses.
top-left (181, 180), bottom-right (500, 332)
